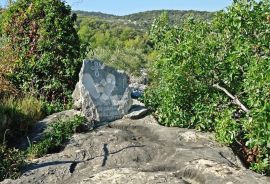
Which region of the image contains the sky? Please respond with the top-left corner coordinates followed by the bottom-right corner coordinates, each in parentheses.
top-left (65, 0), bottom-right (234, 15)
top-left (0, 0), bottom-right (234, 16)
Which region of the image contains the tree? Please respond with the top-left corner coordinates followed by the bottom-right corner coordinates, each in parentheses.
top-left (1, 0), bottom-right (83, 102)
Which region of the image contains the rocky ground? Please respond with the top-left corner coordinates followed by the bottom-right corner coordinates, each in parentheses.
top-left (2, 114), bottom-right (270, 184)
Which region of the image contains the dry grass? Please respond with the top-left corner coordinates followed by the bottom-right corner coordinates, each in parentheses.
top-left (0, 96), bottom-right (44, 143)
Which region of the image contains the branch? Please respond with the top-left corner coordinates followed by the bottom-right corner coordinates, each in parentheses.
top-left (213, 84), bottom-right (250, 113)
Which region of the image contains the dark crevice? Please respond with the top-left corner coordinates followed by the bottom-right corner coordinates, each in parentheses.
top-left (218, 151), bottom-right (240, 169)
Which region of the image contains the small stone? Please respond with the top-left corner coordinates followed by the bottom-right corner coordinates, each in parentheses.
top-left (32, 159), bottom-right (39, 163)
top-left (124, 106), bottom-right (149, 119)
top-left (75, 150), bottom-right (83, 153)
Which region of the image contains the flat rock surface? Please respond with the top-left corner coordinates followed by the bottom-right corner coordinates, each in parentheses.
top-left (3, 116), bottom-right (270, 184)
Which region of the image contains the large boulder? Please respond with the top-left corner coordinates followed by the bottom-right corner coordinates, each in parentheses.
top-left (72, 60), bottom-right (132, 122)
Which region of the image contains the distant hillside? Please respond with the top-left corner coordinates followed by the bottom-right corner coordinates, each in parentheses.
top-left (122, 10), bottom-right (214, 25)
top-left (73, 10), bottom-right (117, 19)
top-left (73, 10), bottom-right (215, 29)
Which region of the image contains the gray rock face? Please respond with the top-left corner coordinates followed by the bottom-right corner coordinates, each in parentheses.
top-left (73, 60), bottom-right (132, 122)
top-left (3, 115), bottom-right (269, 184)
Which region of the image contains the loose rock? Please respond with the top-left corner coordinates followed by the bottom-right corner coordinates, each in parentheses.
top-left (124, 100), bottom-right (149, 119)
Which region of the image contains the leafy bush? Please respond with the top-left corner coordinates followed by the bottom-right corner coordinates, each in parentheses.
top-left (1, 0), bottom-right (84, 102)
top-left (145, 0), bottom-right (270, 174)
top-left (41, 99), bottom-right (72, 116)
top-left (0, 145), bottom-right (25, 181)
top-left (146, 13), bottom-right (219, 129)
top-left (28, 115), bottom-right (86, 158)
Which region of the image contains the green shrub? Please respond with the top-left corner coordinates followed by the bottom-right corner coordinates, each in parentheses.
top-left (0, 145), bottom-right (25, 181)
top-left (145, 0), bottom-right (270, 174)
top-left (1, 0), bottom-right (84, 102)
top-left (215, 109), bottom-right (241, 145)
top-left (28, 115), bottom-right (86, 158)
top-left (41, 99), bottom-right (72, 116)
top-left (146, 15), bottom-right (218, 128)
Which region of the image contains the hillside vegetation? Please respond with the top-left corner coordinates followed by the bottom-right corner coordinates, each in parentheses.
top-left (74, 10), bottom-right (214, 29)
top-left (75, 12), bottom-right (150, 76)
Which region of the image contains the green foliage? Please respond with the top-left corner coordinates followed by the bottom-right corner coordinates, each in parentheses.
top-left (28, 115), bottom-right (86, 158)
top-left (0, 145), bottom-right (25, 181)
top-left (145, 0), bottom-right (270, 174)
top-left (146, 16), bottom-right (218, 128)
top-left (244, 103), bottom-right (270, 174)
top-left (215, 109), bottom-right (241, 145)
top-left (77, 16), bottom-right (146, 48)
top-left (41, 98), bottom-right (72, 116)
top-left (1, 0), bottom-right (84, 102)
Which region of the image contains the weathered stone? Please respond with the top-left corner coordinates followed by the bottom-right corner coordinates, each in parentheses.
top-left (3, 115), bottom-right (269, 184)
top-left (124, 100), bottom-right (149, 119)
top-left (72, 60), bottom-right (132, 122)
